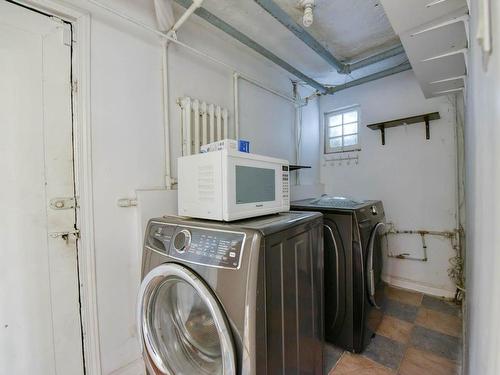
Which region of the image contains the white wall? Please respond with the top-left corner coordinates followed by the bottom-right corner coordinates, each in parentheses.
top-left (464, 2), bottom-right (500, 375)
top-left (48, 1), bottom-right (321, 373)
top-left (319, 71), bottom-right (459, 297)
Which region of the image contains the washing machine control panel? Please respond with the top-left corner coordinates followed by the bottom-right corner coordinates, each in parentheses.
top-left (169, 227), bottom-right (246, 269)
top-left (173, 229), bottom-right (191, 253)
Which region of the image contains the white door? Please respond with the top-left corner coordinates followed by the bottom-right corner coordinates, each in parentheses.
top-left (0, 2), bottom-right (84, 374)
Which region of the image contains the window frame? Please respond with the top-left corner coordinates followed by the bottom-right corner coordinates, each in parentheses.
top-left (324, 105), bottom-right (360, 154)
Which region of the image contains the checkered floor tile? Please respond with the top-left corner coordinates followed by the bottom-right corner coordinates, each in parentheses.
top-left (325, 285), bottom-right (462, 375)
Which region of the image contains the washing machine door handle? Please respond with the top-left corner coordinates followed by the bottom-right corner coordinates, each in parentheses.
top-left (367, 222), bottom-right (385, 309)
top-left (323, 224), bottom-right (340, 329)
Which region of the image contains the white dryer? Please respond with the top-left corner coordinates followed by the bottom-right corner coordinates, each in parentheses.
top-left (137, 212), bottom-right (324, 374)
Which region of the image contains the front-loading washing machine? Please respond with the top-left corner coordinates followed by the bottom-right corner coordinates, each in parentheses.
top-left (137, 212), bottom-right (324, 375)
top-left (291, 196), bottom-right (386, 353)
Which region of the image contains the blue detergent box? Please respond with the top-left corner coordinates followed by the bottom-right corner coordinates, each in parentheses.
top-left (238, 140), bottom-right (250, 153)
top-left (200, 139), bottom-right (250, 153)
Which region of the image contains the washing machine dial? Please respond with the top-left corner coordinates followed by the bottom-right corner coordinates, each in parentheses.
top-left (173, 229), bottom-right (191, 253)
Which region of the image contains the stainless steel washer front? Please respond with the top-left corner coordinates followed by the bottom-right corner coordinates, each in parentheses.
top-left (139, 213), bottom-right (324, 374)
top-left (137, 263), bottom-right (236, 375)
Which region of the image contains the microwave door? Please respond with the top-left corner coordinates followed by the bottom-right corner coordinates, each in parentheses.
top-left (225, 156), bottom-right (285, 221)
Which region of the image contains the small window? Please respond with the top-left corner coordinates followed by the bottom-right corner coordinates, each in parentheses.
top-left (324, 106), bottom-right (360, 153)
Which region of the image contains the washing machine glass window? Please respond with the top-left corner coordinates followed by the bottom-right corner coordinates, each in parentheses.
top-left (138, 263), bottom-right (236, 375)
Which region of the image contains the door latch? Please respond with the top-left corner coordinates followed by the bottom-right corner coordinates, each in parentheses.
top-left (49, 229), bottom-right (80, 244)
top-left (49, 197), bottom-right (76, 210)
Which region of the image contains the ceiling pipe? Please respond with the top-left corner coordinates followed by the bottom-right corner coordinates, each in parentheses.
top-left (167, 0), bottom-right (204, 37)
top-left (348, 44), bottom-right (407, 71)
top-left (172, 0), bottom-right (411, 94)
top-left (254, 0), bottom-right (407, 74)
top-left (328, 62), bottom-right (412, 93)
top-left (254, 0), bottom-right (346, 73)
top-left (173, 0), bottom-right (329, 93)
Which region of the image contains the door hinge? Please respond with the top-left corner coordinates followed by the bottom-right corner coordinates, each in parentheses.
top-left (49, 197), bottom-right (76, 210)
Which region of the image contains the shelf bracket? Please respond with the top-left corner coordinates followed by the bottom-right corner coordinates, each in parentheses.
top-left (380, 126), bottom-right (386, 146)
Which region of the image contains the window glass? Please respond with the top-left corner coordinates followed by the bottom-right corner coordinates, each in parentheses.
top-left (329, 137), bottom-right (342, 148)
top-left (329, 114), bottom-right (342, 126)
top-left (324, 106), bottom-right (360, 153)
top-left (343, 110), bottom-right (358, 123)
top-left (343, 122), bottom-right (358, 135)
top-left (343, 134), bottom-right (358, 147)
top-left (329, 126), bottom-right (342, 137)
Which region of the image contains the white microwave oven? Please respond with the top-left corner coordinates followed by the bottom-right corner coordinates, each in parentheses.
top-left (178, 150), bottom-right (290, 221)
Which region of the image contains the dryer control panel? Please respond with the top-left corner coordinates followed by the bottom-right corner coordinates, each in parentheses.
top-left (146, 222), bottom-right (246, 269)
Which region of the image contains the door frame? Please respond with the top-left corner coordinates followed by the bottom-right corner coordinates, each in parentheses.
top-left (12, 1), bottom-right (101, 374)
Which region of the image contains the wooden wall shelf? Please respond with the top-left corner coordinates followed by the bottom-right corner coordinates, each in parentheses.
top-left (367, 112), bottom-right (440, 145)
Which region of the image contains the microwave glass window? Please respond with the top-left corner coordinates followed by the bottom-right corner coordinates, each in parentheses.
top-left (235, 166), bottom-right (275, 204)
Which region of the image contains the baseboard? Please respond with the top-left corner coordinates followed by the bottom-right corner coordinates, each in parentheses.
top-left (382, 274), bottom-right (456, 299)
top-left (108, 358), bottom-right (145, 375)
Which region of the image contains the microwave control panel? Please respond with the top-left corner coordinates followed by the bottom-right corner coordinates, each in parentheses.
top-left (282, 165), bottom-right (289, 204)
top-left (167, 226), bottom-right (246, 269)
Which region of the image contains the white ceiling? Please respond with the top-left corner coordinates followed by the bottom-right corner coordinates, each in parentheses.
top-left (197, 0), bottom-right (402, 84)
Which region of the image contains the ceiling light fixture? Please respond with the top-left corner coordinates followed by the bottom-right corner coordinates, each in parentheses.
top-left (299, 0), bottom-right (315, 27)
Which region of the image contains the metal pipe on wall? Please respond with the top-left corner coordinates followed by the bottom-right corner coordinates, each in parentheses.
top-left (383, 225), bottom-right (458, 262)
top-left (173, 0), bottom-right (329, 93)
top-left (233, 73), bottom-right (240, 140)
top-left (167, 0), bottom-right (203, 37)
top-left (86, 0), bottom-right (303, 100)
top-left (161, 41), bottom-right (173, 188)
top-left (232, 72), bottom-right (304, 147)
top-left (87, 0), bottom-right (414, 196)
top-left (87, 0), bottom-right (314, 190)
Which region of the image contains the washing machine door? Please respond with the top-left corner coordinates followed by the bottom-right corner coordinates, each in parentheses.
top-left (137, 263), bottom-right (236, 375)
